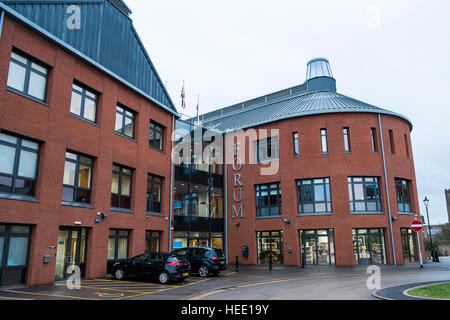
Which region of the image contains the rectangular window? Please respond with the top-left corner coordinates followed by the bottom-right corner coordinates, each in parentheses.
top-left (371, 128), bottom-right (378, 153)
top-left (147, 174), bottom-right (163, 213)
top-left (348, 177), bottom-right (382, 212)
top-left (0, 132), bottom-right (40, 197)
top-left (353, 228), bottom-right (386, 265)
top-left (404, 134), bottom-right (410, 158)
top-left (115, 105), bottom-right (135, 139)
top-left (293, 132), bottom-right (299, 157)
top-left (343, 127), bottom-right (351, 152)
top-left (111, 164), bottom-right (133, 209)
top-left (149, 121), bottom-right (165, 151)
top-left (7, 51), bottom-right (48, 102)
top-left (389, 130), bottom-right (395, 154)
top-left (256, 183), bottom-right (282, 217)
top-left (62, 151), bottom-right (93, 204)
top-left (297, 178), bottom-right (332, 214)
top-left (145, 231), bottom-right (162, 254)
top-left (255, 136), bottom-right (279, 163)
top-left (321, 129), bottom-right (328, 154)
top-left (300, 229), bottom-right (335, 265)
top-left (396, 179), bottom-right (411, 212)
top-left (108, 229), bottom-right (129, 260)
top-left (70, 82), bottom-right (98, 123)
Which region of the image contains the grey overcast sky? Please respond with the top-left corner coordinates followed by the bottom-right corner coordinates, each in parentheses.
top-left (126, 0), bottom-right (450, 224)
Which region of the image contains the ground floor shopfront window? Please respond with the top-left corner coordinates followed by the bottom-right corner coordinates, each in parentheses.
top-left (300, 229), bottom-right (335, 265)
top-left (0, 224), bottom-right (31, 287)
top-left (172, 232), bottom-right (224, 251)
top-left (353, 228), bottom-right (386, 265)
top-left (401, 228), bottom-right (417, 263)
top-left (257, 231), bottom-right (283, 264)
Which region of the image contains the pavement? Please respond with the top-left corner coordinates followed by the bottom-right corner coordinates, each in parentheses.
top-left (0, 258), bottom-right (449, 300)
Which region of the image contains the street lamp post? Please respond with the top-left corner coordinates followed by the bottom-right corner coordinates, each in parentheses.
top-left (423, 197), bottom-right (438, 262)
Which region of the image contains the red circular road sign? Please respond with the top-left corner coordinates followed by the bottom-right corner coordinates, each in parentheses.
top-left (411, 220), bottom-right (424, 232)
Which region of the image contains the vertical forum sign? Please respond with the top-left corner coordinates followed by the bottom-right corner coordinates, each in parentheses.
top-left (232, 143), bottom-right (244, 218)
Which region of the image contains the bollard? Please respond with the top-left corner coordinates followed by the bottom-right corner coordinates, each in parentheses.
top-left (235, 256), bottom-right (239, 272)
top-left (269, 252), bottom-right (273, 271)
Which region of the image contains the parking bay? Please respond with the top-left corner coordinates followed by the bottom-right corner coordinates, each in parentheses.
top-left (0, 275), bottom-right (228, 300)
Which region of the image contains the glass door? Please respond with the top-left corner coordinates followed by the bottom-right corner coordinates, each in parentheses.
top-left (401, 229), bottom-right (417, 263)
top-left (55, 228), bottom-right (87, 281)
top-left (0, 225), bottom-right (31, 287)
top-left (353, 229), bottom-right (386, 265)
top-left (353, 231), bottom-right (370, 265)
top-left (257, 231), bottom-right (283, 264)
top-left (369, 234), bottom-right (385, 264)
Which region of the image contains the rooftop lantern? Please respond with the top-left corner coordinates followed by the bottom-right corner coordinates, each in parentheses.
top-left (306, 57), bottom-right (337, 93)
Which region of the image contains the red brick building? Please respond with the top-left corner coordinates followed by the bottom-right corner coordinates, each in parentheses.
top-left (0, 1), bottom-right (177, 287)
top-left (0, 0), bottom-right (426, 290)
top-left (198, 57), bottom-right (426, 267)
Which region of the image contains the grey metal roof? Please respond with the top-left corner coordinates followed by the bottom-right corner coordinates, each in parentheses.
top-left (1, 0), bottom-right (177, 114)
top-left (201, 90), bottom-right (412, 132)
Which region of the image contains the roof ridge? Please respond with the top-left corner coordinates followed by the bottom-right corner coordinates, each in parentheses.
top-left (202, 88), bottom-right (320, 124)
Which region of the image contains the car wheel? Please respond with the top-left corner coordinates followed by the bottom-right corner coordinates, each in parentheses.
top-left (198, 265), bottom-right (210, 277)
top-left (158, 271), bottom-right (170, 284)
top-left (113, 268), bottom-right (126, 280)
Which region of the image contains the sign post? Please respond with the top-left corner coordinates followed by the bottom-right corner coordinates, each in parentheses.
top-left (411, 219), bottom-right (424, 268)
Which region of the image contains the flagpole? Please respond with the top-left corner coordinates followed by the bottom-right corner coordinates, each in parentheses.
top-left (196, 95), bottom-right (200, 125)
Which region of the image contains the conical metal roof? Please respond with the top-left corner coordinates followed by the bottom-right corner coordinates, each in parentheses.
top-left (202, 90), bottom-right (412, 132)
top-left (200, 58), bottom-right (411, 132)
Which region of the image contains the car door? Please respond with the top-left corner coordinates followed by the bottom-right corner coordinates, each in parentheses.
top-left (188, 248), bottom-right (203, 272)
top-left (126, 254), bottom-right (146, 278)
top-left (137, 253), bottom-right (161, 278)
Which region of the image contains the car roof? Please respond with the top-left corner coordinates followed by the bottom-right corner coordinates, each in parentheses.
top-left (175, 247), bottom-right (218, 250)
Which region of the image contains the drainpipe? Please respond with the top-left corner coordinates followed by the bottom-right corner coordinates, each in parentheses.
top-left (0, 10), bottom-right (4, 39)
top-left (168, 115), bottom-right (175, 251)
top-left (378, 113), bottom-right (397, 266)
top-left (224, 132), bottom-right (229, 264)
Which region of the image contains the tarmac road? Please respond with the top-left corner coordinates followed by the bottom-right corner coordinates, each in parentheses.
top-left (185, 257), bottom-right (450, 300)
top-left (0, 258), bottom-right (449, 300)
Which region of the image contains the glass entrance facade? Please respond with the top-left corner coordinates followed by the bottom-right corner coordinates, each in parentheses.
top-left (0, 225), bottom-right (31, 287)
top-left (257, 231), bottom-right (283, 264)
top-left (401, 228), bottom-right (417, 263)
top-left (300, 229), bottom-right (335, 265)
top-left (352, 228), bottom-right (386, 265)
top-left (173, 119), bottom-right (224, 253)
top-left (172, 232), bottom-right (224, 251)
top-left (55, 228), bottom-right (88, 281)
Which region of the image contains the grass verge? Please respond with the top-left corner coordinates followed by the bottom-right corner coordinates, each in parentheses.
top-left (407, 282), bottom-right (450, 300)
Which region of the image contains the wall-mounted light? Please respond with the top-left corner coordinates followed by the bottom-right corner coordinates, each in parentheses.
top-left (235, 222), bottom-right (240, 227)
top-left (284, 219), bottom-right (291, 224)
top-left (97, 212), bottom-right (108, 219)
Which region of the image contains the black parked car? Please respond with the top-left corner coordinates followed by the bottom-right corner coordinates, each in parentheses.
top-left (171, 247), bottom-right (226, 277)
top-left (111, 253), bottom-right (190, 284)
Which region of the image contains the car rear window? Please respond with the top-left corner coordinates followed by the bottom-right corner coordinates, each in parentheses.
top-left (204, 249), bottom-right (224, 258)
top-left (167, 256), bottom-right (180, 263)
